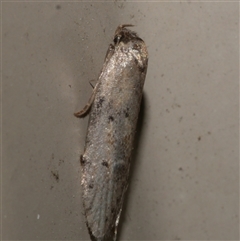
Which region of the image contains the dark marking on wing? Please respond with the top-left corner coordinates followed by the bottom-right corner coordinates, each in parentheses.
top-left (80, 155), bottom-right (86, 165)
top-left (96, 96), bottom-right (105, 109)
top-left (124, 107), bottom-right (129, 118)
top-left (102, 160), bottom-right (109, 167)
top-left (108, 115), bottom-right (114, 122)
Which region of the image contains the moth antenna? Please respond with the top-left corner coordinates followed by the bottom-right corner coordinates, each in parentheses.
top-left (120, 24), bottom-right (135, 28)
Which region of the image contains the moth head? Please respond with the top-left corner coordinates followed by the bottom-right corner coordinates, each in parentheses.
top-left (113, 24), bottom-right (142, 45)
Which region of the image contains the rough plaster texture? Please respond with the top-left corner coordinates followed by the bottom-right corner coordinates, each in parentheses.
top-left (1, 1), bottom-right (239, 240)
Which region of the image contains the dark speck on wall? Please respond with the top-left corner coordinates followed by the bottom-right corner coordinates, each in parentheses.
top-left (56, 5), bottom-right (61, 10)
top-left (58, 159), bottom-right (64, 166)
top-left (198, 136), bottom-right (201, 141)
top-left (51, 170), bottom-right (59, 182)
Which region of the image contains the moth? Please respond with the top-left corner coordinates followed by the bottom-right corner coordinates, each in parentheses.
top-left (75, 24), bottom-right (148, 241)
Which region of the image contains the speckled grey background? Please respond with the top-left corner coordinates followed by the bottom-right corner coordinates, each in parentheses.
top-left (1, 1), bottom-right (239, 240)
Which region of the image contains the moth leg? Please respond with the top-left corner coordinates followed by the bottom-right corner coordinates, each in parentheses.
top-left (89, 79), bottom-right (97, 89)
top-left (74, 81), bottom-right (99, 118)
top-left (74, 45), bottom-right (114, 118)
top-left (103, 44), bottom-right (115, 64)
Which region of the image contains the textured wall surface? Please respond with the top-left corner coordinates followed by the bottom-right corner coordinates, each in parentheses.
top-left (2, 1), bottom-right (239, 240)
